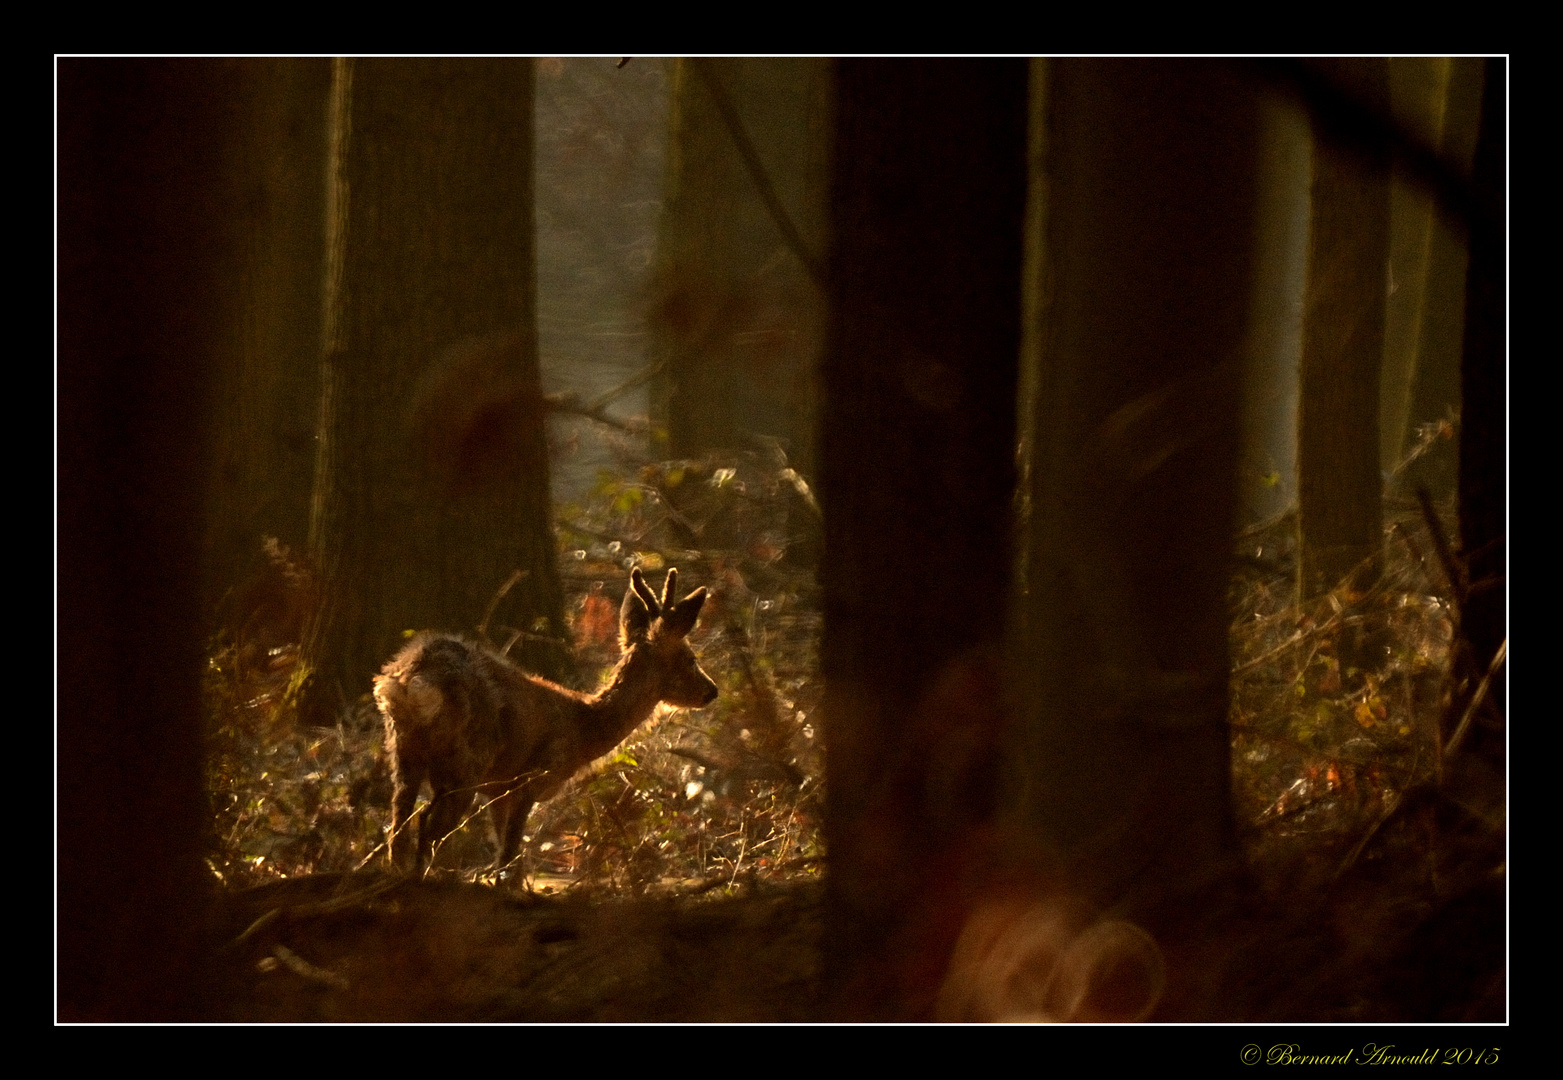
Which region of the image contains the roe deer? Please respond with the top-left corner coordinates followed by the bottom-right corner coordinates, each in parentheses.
top-left (374, 568), bottom-right (718, 873)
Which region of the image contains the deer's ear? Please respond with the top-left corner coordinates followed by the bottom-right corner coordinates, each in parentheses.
top-left (630, 567), bottom-right (661, 616)
top-left (621, 578), bottom-right (653, 644)
top-left (664, 587), bottom-right (707, 636)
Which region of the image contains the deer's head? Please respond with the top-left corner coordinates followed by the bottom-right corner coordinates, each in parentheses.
top-left (620, 567), bottom-right (719, 708)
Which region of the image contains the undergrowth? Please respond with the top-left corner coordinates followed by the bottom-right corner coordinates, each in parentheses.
top-left (205, 459), bottom-right (1503, 1017)
top-left (1224, 494), bottom-right (1504, 1020)
top-left (1229, 495), bottom-right (1502, 894)
top-left (205, 448), bottom-right (826, 898)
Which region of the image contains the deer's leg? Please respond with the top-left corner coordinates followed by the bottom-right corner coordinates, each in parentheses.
top-left (419, 787), bottom-right (469, 871)
top-left (494, 790), bottom-right (536, 874)
top-left (388, 758), bottom-right (423, 871)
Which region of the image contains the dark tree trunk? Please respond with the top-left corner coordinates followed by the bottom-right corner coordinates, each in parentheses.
top-left (1456, 58), bottom-right (1506, 747)
top-left (302, 58), bottom-right (571, 729)
top-left (58, 59), bottom-right (242, 1020)
top-left (205, 59), bottom-right (329, 607)
top-left (820, 59), bottom-right (1027, 1020)
top-left (1009, 62), bottom-right (1262, 1011)
top-left (1296, 59), bottom-right (1392, 600)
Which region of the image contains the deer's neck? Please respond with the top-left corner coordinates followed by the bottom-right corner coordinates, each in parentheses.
top-left (579, 646), bottom-right (666, 751)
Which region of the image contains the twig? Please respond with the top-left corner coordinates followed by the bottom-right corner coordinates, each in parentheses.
top-left (686, 871), bottom-right (738, 895)
top-left (670, 745), bottom-right (724, 772)
top-left (228, 876), bottom-right (402, 949)
top-left (489, 625), bottom-right (574, 659)
top-left (1390, 414), bottom-right (1457, 478)
top-left (722, 615), bottom-right (787, 748)
top-left (477, 569), bottom-right (527, 640)
top-left (1231, 611), bottom-right (1373, 677)
top-left (1391, 520), bottom-right (1436, 596)
top-left (1237, 506), bottom-right (1298, 542)
top-left (1336, 786), bottom-right (1406, 880)
top-left (1338, 640), bottom-right (1505, 879)
top-left (544, 391), bottom-right (652, 435)
top-left (270, 944), bottom-right (351, 989)
top-left (767, 855), bottom-right (825, 874)
top-left (688, 58), bottom-right (826, 291)
top-left (354, 803), bottom-right (428, 873)
top-left (779, 467), bottom-right (822, 519)
top-left (586, 360), bottom-right (665, 413)
top-left (1415, 487), bottom-right (1465, 614)
top-left (1445, 639), bottom-right (1507, 761)
top-left (731, 833), bottom-right (748, 884)
top-left (1416, 491), bottom-right (1506, 756)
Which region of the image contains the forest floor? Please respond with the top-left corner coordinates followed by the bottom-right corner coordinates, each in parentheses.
top-left (204, 466), bottom-right (1503, 1022)
top-left (212, 872), bottom-right (825, 1022)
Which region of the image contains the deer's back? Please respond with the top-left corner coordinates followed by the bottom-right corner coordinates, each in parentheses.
top-left (376, 633), bottom-right (585, 792)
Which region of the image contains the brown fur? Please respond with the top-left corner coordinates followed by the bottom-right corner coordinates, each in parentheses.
top-left (374, 568), bottom-right (718, 873)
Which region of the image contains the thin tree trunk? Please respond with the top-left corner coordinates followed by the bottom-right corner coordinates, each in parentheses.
top-left (1296, 59), bottom-right (1391, 599)
top-left (651, 58), bottom-right (828, 475)
top-left (1381, 58), bottom-right (1484, 499)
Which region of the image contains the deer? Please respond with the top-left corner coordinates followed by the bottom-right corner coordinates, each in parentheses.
top-left (373, 568), bottom-right (718, 875)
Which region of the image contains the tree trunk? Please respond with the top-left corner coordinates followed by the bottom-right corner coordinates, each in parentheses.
top-left (820, 58), bottom-right (1028, 1020)
top-left (302, 58), bottom-right (571, 730)
top-left (58, 58), bottom-right (244, 1020)
top-left (1384, 58), bottom-right (1485, 500)
top-left (1296, 59), bottom-right (1392, 600)
top-left (1456, 58), bottom-right (1506, 748)
top-left (1237, 92), bottom-right (1310, 525)
top-left (1009, 61), bottom-right (1260, 995)
top-left (650, 58), bottom-right (829, 477)
top-left (205, 59), bottom-right (329, 606)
